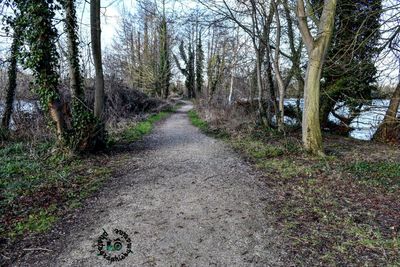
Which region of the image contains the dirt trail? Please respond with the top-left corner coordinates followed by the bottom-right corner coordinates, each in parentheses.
top-left (16, 103), bottom-right (284, 266)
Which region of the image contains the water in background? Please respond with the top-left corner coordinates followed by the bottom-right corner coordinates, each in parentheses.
top-left (284, 98), bottom-right (400, 140)
top-left (0, 101), bottom-right (37, 114)
top-left (1, 99), bottom-right (399, 141)
top-left (0, 101), bottom-right (38, 129)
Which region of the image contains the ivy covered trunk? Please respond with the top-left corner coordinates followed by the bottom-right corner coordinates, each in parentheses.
top-left (196, 32), bottom-right (204, 97)
top-left (65, 0), bottom-right (84, 101)
top-left (64, 0), bottom-right (105, 151)
top-left (1, 24), bottom-right (20, 130)
top-left (159, 14), bottom-right (171, 99)
top-left (17, 0), bottom-right (67, 140)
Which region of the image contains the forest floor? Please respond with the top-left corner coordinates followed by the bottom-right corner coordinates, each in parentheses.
top-left (5, 102), bottom-right (285, 266)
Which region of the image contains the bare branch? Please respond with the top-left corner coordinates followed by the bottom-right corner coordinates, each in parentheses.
top-left (296, 0), bottom-right (314, 53)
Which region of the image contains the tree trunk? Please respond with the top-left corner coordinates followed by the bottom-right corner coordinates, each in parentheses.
top-left (16, 1), bottom-right (67, 141)
top-left (259, 3), bottom-right (275, 127)
top-left (91, 0), bottom-right (105, 118)
top-left (320, 95), bottom-right (336, 128)
top-left (159, 13), bottom-right (171, 99)
top-left (228, 73), bottom-right (234, 105)
top-left (373, 82), bottom-right (400, 143)
top-left (137, 31), bottom-right (142, 89)
top-left (297, 0), bottom-right (337, 155)
top-left (65, 0), bottom-right (106, 151)
top-left (302, 51), bottom-right (325, 154)
top-left (272, 0), bottom-right (286, 132)
top-left (276, 73), bottom-right (286, 133)
top-left (255, 49), bottom-right (269, 127)
top-left (65, 0), bottom-right (84, 100)
top-left (1, 29), bottom-right (19, 130)
top-left (228, 28), bottom-right (239, 105)
top-left (295, 71), bottom-right (304, 120)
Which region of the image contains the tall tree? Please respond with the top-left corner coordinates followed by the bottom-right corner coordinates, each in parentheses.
top-left (228, 27), bottom-right (240, 105)
top-left (196, 30), bottom-right (204, 95)
top-left (64, 0), bottom-right (84, 102)
top-left (187, 41), bottom-right (196, 98)
top-left (174, 40), bottom-right (196, 98)
top-left (1, 20), bottom-right (20, 130)
top-left (159, 10), bottom-right (171, 99)
top-left (271, 0), bottom-right (286, 132)
top-left (320, 0), bottom-right (382, 129)
top-left (90, 0), bottom-right (105, 118)
top-left (297, 0), bottom-right (337, 155)
top-left (282, 0), bottom-right (304, 120)
top-left (14, 0), bottom-right (67, 139)
top-left (251, 0), bottom-right (276, 127)
top-left (64, 0), bottom-right (104, 150)
top-left (374, 12), bottom-right (400, 143)
top-left (207, 53), bottom-right (225, 103)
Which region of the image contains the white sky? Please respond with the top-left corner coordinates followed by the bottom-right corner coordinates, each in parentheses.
top-left (77, 0), bottom-right (133, 48)
top-left (0, 0), bottom-right (397, 86)
top-left (78, 0), bottom-right (199, 48)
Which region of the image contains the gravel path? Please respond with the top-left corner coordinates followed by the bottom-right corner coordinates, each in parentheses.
top-left (16, 103), bottom-right (284, 266)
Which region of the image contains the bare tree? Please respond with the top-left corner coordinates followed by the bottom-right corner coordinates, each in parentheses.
top-left (271, 0), bottom-right (286, 132)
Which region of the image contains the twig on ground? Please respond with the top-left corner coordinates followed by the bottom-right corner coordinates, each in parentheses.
top-left (22, 248), bottom-right (53, 252)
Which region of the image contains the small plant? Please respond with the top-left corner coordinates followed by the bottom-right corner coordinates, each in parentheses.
top-left (349, 161), bottom-right (400, 190)
top-left (12, 208), bottom-right (57, 237)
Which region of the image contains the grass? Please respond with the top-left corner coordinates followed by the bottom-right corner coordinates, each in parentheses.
top-left (118, 110), bottom-right (173, 143)
top-left (188, 108), bottom-right (400, 266)
top-left (231, 138), bottom-right (284, 159)
top-left (188, 110), bottom-right (209, 132)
